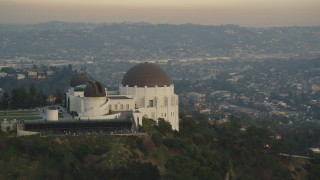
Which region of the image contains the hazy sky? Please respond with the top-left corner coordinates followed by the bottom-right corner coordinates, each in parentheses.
top-left (0, 0), bottom-right (320, 26)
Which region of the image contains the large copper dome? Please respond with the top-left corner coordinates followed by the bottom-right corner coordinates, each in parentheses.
top-left (70, 73), bottom-right (91, 87)
top-left (84, 81), bottom-right (106, 97)
top-left (122, 63), bottom-right (172, 87)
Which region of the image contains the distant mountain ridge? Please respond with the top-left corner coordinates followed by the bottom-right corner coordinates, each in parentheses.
top-left (0, 22), bottom-right (319, 60)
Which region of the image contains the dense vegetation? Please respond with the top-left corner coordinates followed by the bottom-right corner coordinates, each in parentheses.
top-left (0, 115), bottom-right (319, 179)
top-left (0, 84), bottom-right (47, 110)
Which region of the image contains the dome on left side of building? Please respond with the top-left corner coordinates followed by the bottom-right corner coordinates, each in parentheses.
top-left (70, 73), bottom-right (91, 87)
top-left (84, 81), bottom-right (106, 97)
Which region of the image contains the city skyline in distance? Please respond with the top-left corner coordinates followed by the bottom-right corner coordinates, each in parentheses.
top-left (0, 0), bottom-right (320, 27)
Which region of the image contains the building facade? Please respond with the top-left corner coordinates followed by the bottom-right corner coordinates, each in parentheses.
top-left (65, 63), bottom-right (179, 131)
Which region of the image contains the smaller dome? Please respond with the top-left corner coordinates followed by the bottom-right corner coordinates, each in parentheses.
top-left (84, 81), bottom-right (106, 97)
top-left (70, 73), bottom-right (91, 87)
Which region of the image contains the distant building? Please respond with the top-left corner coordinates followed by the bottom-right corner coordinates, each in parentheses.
top-left (311, 84), bottom-right (320, 93)
top-left (309, 143), bottom-right (320, 153)
top-left (16, 73), bottom-right (25, 80)
top-left (200, 108), bottom-right (211, 114)
top-left (0, 72), bottom-right (7, 78)
top-left (28, 71), bottom-right (37, 78)
top-left (47, 95), bottom-right (57, 103)
top-left (37, 72), bottom-right (46, 79)
top-left (1, 119), bottom-right (18, 132)
top-left (46, 70), bottom-right (54, 76)
top-left (188, 92), bottom-right (206, 103)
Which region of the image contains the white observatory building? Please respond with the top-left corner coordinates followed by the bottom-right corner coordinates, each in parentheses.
top-left (65, 63), bottom-right (179, 131)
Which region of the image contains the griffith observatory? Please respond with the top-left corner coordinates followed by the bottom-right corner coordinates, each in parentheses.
top-left (65, 63), bottom-right (179, 131)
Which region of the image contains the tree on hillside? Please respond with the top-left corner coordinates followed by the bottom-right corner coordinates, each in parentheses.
top-left (54, 89), bottom-right (64, 105)
top-left (0, 92), bottom-right (10, 110)
top-left (28, 83), bottom-right (37, 108)
top-left (10, 86), bottom-right (28, 109)
top-left (0, 67), bottom-right (16, 74)
top-left (140, 118), bottom-right (157, 133)
top-left (157, 118), bottom-right (172, 135)
top-left (0, 85), bottom-right (48, 110)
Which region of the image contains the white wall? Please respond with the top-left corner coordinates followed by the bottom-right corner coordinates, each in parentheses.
top-left (82, 97), bottom-right (108, 117)
top-left (119, 85), bottom-right (179, 131)
top-left (108, 97), bottom-right (135, 112)
top-left (46, 109), bottom-right (58, 121)
top-left (119, 85), bottom-right (174, 97)
top-left (65, 84), bottom-right (179, 131)
top-left (17, 130), bottom-right (39, 136)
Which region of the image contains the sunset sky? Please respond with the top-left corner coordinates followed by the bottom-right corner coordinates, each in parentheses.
top-left (0, 0), bottom-right (319, 26)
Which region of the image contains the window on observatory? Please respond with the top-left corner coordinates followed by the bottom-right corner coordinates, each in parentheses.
top-left (149, 100), bottom-right (154, 107)
top-left (171, 98), bottom-right (175, 105)
top-left (165, 98), bottom-right (168, 106)
top-left (120, 104), bottom-right (123, 109)
top-left (126, 104), bottom-right (129, 109)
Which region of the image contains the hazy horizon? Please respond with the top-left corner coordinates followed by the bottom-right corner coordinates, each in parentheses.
top-left (1, 0), bottom-right (320, 27)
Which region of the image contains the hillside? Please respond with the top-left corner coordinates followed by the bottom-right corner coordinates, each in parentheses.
top-left (1, 116), bottom-right (319, 179)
